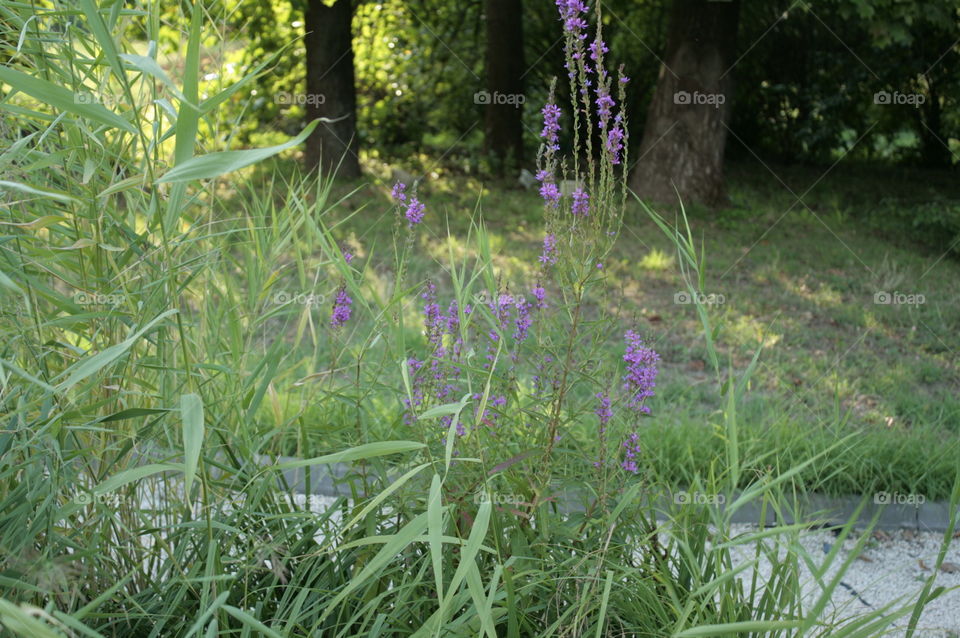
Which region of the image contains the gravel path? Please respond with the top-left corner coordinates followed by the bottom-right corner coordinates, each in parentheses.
top-left (726, 523), bottom-right (960, 636)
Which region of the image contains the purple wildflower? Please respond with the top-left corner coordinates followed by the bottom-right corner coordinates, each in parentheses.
top-left (606, 123), bottom-right (625, 165)
top-left (405, 197), bottom-right (425, 227)
top-left (407, 357), bottom-right (424, 374)
top-left (539, 182), bottom-right (561, 208)
top-left (341, 247), bottom-right (354, 264)
top-left (391, 181), bottom-right (407, 202)
top-left (621, 432), bottom-right (641, 473)
top-left (532, 284), bottom-right (547, 309)
top-left (540, 102), bottom-right (561, 152)
top-left (330, 286), bottom-right (352, 328)
top-left (571, 187), bottom-right (590, 217)
top-left (622, 330), bottom-right (660, 414)
top-left (539, 234), bottom-right (558, 266)
top-left (513, 296), bottom-right (532, 343)
top-left (595, 392), bottom-right (612, 433)
top-left (422, 280), bottom-right (443, 347)
top-left (589, 38), bottom-right (609, 63)
top-left (595, 91), bottom-right (615, 123)
top-left (556, 0), bottom-right (588, 37)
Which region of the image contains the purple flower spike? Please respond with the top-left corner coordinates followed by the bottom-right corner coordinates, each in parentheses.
top-left (595, 92), bottom-right (615, 123)
top-left (556, 0), bottom-right (589, 36)
top-left (595, 392), bottom-right (612, 432)
top-left (571, 187), bottom-right (590, 217)
top-left (621, 432), bottom-right (641, 473)
top-left (391, 182), bottom-right (407, 202)
top-left (513, 296), bottom-right (532, 343)
top-left (539, 233), bottom-right (558, 266)
top-left (606, 125), bottom-right (625, 164)
top-left (539, 182), bottom-right (561, 208)
top-left (532, 284), bottom-right (547, 308)
top-left (405, 197), bottom-right (425, 227)
top-left (589, 38), bottom-right (609, 62)
top-left (422, 280), bottom-right (443, 347)
top-left (331, 286), bottom-right (352, 328)
top-left (622, 330), bottom-right (660, 414)
top-left (541, 102), bottom-right (562, 152)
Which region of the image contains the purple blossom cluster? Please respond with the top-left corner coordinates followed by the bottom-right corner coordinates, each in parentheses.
top-left (606, 120), bottom-right (625, 165)
top-left (538, 178), bottom-right (561, 208)
top-left (556, 0), bottom-right (588, 37)
top-left (532, 284), bottom-right (547, 309)
top-left (571, 187), bottom-right (590, 217)
top-left (621, 432), bottom-right (641, 473)
top-left (422, 280), bottom-right (443, 347)
top-left (391, 181), bottom-right (425, 227)
top-left (540, 102), bottom-right (562, 153)
top-left (403, 284), bottom-right (478, 427)
top-left (330, 286), bottom-right (352, 328)
top-left (473, 392), bottom-right (507, 428)
top-left (622, 330), bottom-right (660, 413)
top-left (594, 392), bottom-right (612, 432)
top-left (403, 282), bottom-right (548, 436)
top-left (539, 234), bottom-right (558, 266)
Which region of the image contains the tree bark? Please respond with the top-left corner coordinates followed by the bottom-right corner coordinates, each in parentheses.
top-left (304, 0), bottom-right (361, 179)
top-left (483, 0), bottom-right (525, 175)
top-left (629, 0), bottom-right (740, 207)
top-left (917, 80), bottom-right (951, 168)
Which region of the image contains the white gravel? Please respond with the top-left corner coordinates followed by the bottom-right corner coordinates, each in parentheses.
top-left (726, 523), bottom-right (960, 636)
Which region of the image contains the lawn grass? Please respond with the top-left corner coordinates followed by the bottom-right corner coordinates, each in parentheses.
top-left (240, 158), bottom-right (960, 499)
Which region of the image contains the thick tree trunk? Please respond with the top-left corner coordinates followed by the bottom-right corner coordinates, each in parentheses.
top-left (629, 0), bottom-right (740, 207)
top-left (304, 0), bottom-right (361, 179)
top-left (917, 82), bottom-right (951, 168)
top-left (483, 0), bottom-right (525, 175)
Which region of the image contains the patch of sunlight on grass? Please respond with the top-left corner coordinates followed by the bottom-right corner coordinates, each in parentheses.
top-left (639, 248), bottom-right (674, 271)
top-left (725, 314), bottom-right (782, 349)
top-left (863, 311), bottom-right (882, 333)
top-left (425, 233), bottom-right (468, 262)
top-left (784, 277), bottom-right (844, 307)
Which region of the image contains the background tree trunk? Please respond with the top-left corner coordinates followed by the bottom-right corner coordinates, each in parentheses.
top-left (629, 0), bottom-right (740, 207)
top-left (483, 0), bottom-right (525, 176)
top-left (304, 0), bottom-right (361, 179)
top-left (917, 82), bottom-right (951, 168)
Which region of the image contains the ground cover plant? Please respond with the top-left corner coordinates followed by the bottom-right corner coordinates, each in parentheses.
top-left (0, 1), bottom-right (958, 637)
